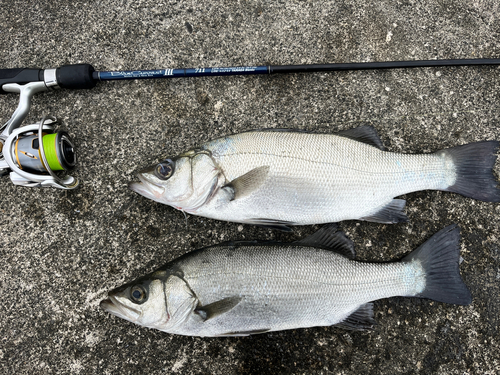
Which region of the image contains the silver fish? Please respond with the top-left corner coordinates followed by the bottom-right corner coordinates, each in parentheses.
top-left (100, 224), bottom-right (471, 337)
top-left (129, 127), bottom-right (499, 230)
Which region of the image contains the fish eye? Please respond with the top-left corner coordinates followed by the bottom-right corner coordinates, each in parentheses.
top-left (154, 159), bottom-right (175, 180)
top-left (130, 285), bottom-right (148, 304)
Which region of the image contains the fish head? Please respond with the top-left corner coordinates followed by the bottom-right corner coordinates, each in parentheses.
top-left (101, 271), bottom-right (200, 333)
top-left (100, 277), bottom-right (170, 330)
top-left (129, 150), bottom-right (222, 212)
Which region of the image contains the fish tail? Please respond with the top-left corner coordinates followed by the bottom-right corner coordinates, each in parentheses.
top-left (403, 224), bottom-right (472, 306)
top-left (442, 140), bottom-right (500, 202)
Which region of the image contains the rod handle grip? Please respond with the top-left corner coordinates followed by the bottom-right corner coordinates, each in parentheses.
top-left (56, 64), bottom-right (97, 90)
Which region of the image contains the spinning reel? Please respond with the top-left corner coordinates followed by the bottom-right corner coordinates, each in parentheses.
top-left (0, 85), bottom-right (77, 189)
top-left (0, 65), bottom-right (95, 189)
top-left (0, 114), bottom-right (77, 189)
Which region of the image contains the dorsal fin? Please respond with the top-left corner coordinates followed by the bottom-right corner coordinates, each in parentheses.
top-left (295, 224), bottom-right (356, 259)
top-left (337, 126), bottom-right (385, 150)
top-left (249, 128), bottom-right (310, 133)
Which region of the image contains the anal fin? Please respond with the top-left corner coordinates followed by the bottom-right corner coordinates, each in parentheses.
top-left (334, 303), bottom-right (375, 331)
top-left (361, 199), bottom-right (408, 224)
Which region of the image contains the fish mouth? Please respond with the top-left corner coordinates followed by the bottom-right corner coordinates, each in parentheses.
top-left (128, 173), bottom-right (165, 202)
top-left (100, 295), bottom-right (141, 322)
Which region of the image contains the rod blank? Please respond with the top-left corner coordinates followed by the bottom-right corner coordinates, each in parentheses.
top-left (94, 58), bottom-right (500, 81)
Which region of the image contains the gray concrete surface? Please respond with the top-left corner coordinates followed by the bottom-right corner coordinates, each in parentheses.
top-left (1, 0), bottom-right (499, 374)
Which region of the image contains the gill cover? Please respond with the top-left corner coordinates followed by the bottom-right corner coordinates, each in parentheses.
top-left (163, 275), bottom-right (199, 331)
top-left (130, 150), bottom-right (222, 211)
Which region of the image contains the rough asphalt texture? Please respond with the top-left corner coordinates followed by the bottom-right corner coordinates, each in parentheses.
top-left (1, 1), bottom-right (499, 374)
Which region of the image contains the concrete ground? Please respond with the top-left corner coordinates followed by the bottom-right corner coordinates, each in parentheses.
top-left (1, 0), bottom-right (499, 374)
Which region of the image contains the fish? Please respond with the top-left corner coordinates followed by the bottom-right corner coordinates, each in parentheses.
top-left (129, 127), bottom-right (500, 230)
top-left (100, 224), bottom-right (471, 337)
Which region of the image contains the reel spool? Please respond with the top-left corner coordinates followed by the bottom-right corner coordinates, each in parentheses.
top-left (12, 129), bottom-right (76, 173)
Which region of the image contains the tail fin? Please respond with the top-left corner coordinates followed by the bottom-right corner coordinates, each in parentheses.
top-left (442, 140), bottom-right (500, 202)
top-left (403, 224), bottom-right (472, 306)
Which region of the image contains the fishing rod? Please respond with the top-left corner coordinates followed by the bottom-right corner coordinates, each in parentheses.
top-left (1, 58), bottom-right (499, 189)
top-left (96, 59), bottom-right (500, 81)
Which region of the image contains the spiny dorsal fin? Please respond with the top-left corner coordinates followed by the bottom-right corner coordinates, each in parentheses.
top-left (223, 166), bottom-right (270, 201)
top-left (295, 224), bottom-right (356, 259)
top-left (249, 128), bottom-right (310, 133)
top-left (337, 126), bottom-right (385, 150)
top-left (195, 296), bottom-right (242, 321)
top-left (334, 303), bottom-right (375, 331)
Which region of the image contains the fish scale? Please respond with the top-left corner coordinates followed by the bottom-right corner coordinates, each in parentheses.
top-left (172, 244), bottom-right (417, 336)
top-left (198, 131), bottom-right (452, 224)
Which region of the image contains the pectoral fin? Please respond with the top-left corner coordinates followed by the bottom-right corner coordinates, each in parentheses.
top-left (195, 296), bottom-right (242, 321)
top-left (223, 166), bottom-right (270, 200)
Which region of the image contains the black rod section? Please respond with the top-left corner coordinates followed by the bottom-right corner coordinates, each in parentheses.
top-left (269, 59), bottom-right (500, 74)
